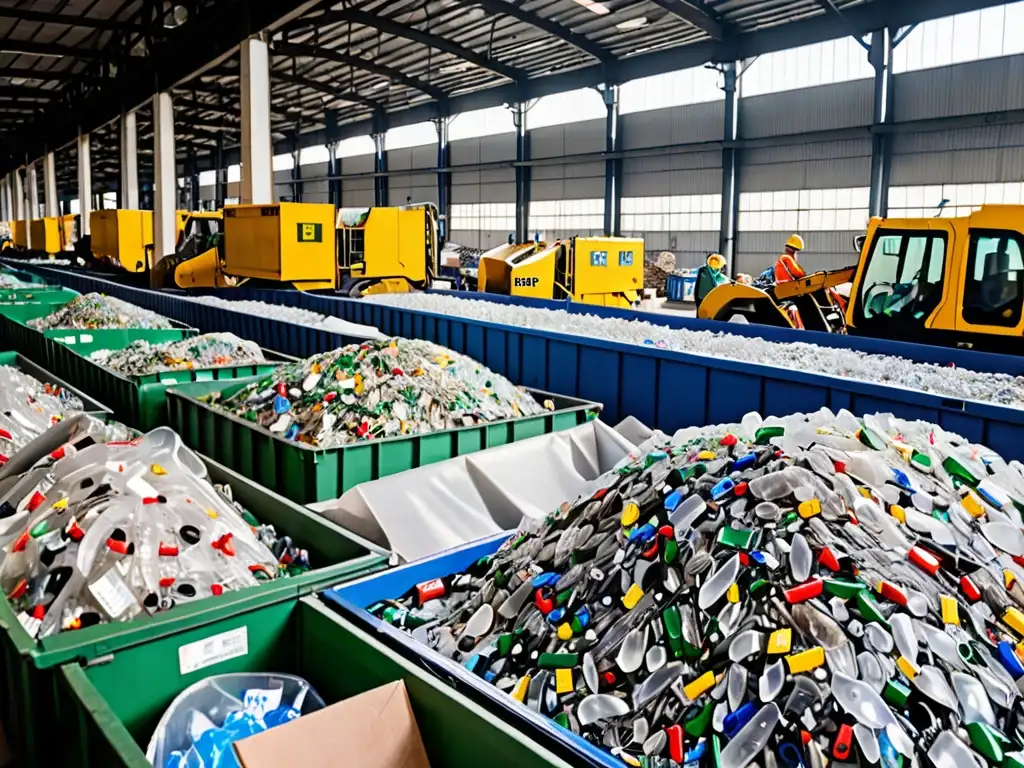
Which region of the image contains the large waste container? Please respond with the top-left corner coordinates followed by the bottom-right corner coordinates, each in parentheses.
top-left (0, 454), bottom-right (387, 768)
top-left (0, 349), bottom-right (111, 417)
top-left (166, 378), bottom-right (602, 504)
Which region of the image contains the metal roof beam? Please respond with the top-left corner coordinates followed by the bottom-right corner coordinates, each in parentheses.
top-left (273, 71), bottom-right (384, 111)
top-left (464, 0), bottom-right (613, 61)
top-left (646, 0), bottom-right (725, 39)
top-left (289, 9), bottom-right (524, 82)
top-left (0, 40), bottom-right (114, 60)
top-left (271, 41), bottom-right (449, 100)
top-left (0, 67), bottom-right (79, 81)
top-left (0, 8), bottom-right (134, 31)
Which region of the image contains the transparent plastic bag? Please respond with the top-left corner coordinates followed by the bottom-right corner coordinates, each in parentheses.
top-left (147, 673), bottom-right (325, 768)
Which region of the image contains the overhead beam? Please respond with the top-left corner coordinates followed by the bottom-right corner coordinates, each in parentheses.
top-left (0, 8), bottom-right (133, 31)
top-left (0, 67), bottom-right (78, 81)
top-left (646, 0), bottom-right (725, 39)
top-left (466, 0), bottom-right (613, 61)
top-left (0, 40), bottom-right (113, 60)
top-left (271, 41), bottom-right (449, 100)
top-left (273, 71), bottom-right (383, 111)
top-left (289, 9), bottom-right (524, 82)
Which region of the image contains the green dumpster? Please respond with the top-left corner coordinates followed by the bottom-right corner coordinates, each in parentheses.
top-left (0, 287), bottom-right (78, 306)
top-left (0, 303), bottom-right (197, 365)
top-left (52, 597), bottom-right (572, 768)
top-left (46, 340), bottom-right (294, 431)
top-left (0, 456), bottom-right (388, 768)
top-left (0, 349), bottom-right (111, 417)
top-left (166, 377), bottom-right (602, 504)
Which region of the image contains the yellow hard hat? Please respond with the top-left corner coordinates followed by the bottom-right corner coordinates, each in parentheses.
top-left (707, 253), bottom-right (726, 270)
top-left (786, 234), bottom-right (805, 251)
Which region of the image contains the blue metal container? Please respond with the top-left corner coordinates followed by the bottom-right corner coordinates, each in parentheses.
top-left (322, 532), bottom-right (619, 768)
top-left (27, 266), bottom-right (1024, 462)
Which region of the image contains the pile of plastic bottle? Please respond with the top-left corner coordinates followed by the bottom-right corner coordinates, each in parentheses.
top-left (0, 425), bottom-right (310, 639)
top-left (210, 338), bottom-right (548, 447)
top-left (0, 273), bottom-right (40, 289)
top-left (365, 293), bottom-right (1024, 409)
top-left (149, 673), bottom-right (324, 768)
top-left (28, 293), bottom-right (175, 330)
top-left (0, 364), bottom-right (85, 458)
top-left (374, 407), bottom-right (1024, 768)
top-left (90, 333), bottom-right (267, 376)
top-left (178, 295), bottom-right (384, 339)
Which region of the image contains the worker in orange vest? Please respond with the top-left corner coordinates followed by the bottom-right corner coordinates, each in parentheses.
top-left (774, 234), bottom-right (806, 282)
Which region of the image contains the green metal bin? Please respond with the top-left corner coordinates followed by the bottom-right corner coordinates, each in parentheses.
top-left (0, 302), bottom-right (197, 365)
top-left (166, 377), bottom-right (602, 504)
top-left (0, 456), bottom-right (388, 768)
top-left (52, 597), bottom-right (571, 768)
top-left (46, 340), bottom-right (293, 431)
top-left (0, 286), bottom-right (78, 306)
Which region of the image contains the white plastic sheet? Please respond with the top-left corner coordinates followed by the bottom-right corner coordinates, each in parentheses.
top-left (309, 419), bottom-right (645, 562)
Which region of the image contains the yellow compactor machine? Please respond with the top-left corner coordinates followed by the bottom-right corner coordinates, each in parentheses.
top-left (164, 202), bottom-right (441, 294)
top-left (698, 204), bottom-right (1024, 352)
top-left (478, 236), bottom-right (645, 308)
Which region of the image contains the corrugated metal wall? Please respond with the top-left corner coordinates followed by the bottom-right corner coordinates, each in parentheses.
top-left (531, 119), bottom-right (606, 200)
top-left (341, 154), bottom-right (374, 207)
top-left (449, 133), bottom-right (516, 249)
top-left (734, 231), bottom-right (861, 277)
top-left (388, 145), bottom-right (436, 206)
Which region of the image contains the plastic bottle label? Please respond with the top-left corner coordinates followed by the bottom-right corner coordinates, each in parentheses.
top-left (88, 568), bottom-right (137, 620)
top-left (178, 626), bottom-right (249, 675)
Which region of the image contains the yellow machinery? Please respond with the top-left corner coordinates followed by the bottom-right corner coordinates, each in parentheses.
top-left (90, 209), bottom-right (153, 272)
top-left (336, 204), bottom-right (440, 295)
top-left (28, 215), bottom-right (76, 256)
top-left (698, 204), bottom-right (1024, 351)
top-left (478, 236), bottom-right (644, 308)
top-left (11, 220), bottom-right (27, 249)
top-left (152, 210), bottom-right (229, 289)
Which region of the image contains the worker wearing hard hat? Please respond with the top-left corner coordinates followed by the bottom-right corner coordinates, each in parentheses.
top-left (694, 252), bottom-right (729, 310)
top-left (774, 234), bottom-right (806, 283)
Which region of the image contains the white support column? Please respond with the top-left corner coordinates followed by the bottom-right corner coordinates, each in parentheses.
top-left (26, 162), bottom-right (38, 220)
top-left (0, 178), bottom-right (7, 221)
top-left (239, 36), bottom-right (273, 204)
top-left (120, 110), bottom-right (139, 209)
top-left (152, 91), bottom-right (176, 266)
top-left (78, 133), bottom-right (92, 236)
top-left (44, 152), bottom-right (57, 218)
top-left (12, 171), bottom-right (24, 221)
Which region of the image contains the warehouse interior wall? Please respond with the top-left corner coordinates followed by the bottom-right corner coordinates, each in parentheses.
top-left (184, 4), bottom-right (1024, 282)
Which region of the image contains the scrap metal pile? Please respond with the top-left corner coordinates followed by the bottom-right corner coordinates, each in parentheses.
top-left (28, 293), bottom-right (175, 330)
top-left (373, 408), bottom-right (1024, 768)
top-left (0, 423), bottom-right (310, 638)
top-left (90, 333), bottom-right (267, 376)
top-left (209, 338), bottom-right (548, 448)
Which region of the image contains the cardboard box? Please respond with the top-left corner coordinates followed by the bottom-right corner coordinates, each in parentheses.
top-left (234, 680), bottom-right (432, 768)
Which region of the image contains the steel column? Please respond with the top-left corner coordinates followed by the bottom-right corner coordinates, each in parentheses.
top-left (26, 161), bottom-right (38, 222)
top-left (514, 103), bottom-right (530, 243)
top-left (152, 91), bottom-right (177, 268)
top-left (719, 62), bottom-right (740, 272)
top-left (240, 37), bottom-right (274, 204)
top-left (291, 147), bottom-right (303, 202)
top-left (603, 85), bottom-right (621, 237)
top-left (373, 133), bottom-right (387, 206)
top-left (214, 133), bottom-right (226, 209)
top-left (436, 117), bottom-right (450, 241)
top-left (77, 133), bottom-right (90, 235)
top-left (120, 110), bottom-right (139, 209)
top-left (327, 142), bottom-right (340, 207)
top-left (869, 29), bottom-right (894, 218)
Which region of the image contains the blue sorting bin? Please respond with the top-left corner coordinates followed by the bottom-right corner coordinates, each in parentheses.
top-left (666, 272), bottom-right (696, 302)
top-left (322, 532), bottom-right (619, 768)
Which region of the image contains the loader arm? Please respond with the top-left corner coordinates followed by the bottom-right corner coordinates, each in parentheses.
top-left (773, 267), bottom-right (857, 300)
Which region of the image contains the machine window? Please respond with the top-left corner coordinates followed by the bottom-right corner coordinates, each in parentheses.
top-left (963, 231), bottom-right (1024, 327)
top-left (859, 231), bottom-right (947, 322)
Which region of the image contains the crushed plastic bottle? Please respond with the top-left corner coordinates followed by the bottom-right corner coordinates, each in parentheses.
top-left (0, 365), bottom-right (86, 459)
top-left (146, 673), bottom-right (325, 768)
top-left (366, 407), bottom-right (1024, 767)
top-left (177, 295), bottom-right (385, 339)
top-left (28, 292), bottom-right (174, 330)
top-left (90, 333), bottom-right (267, 376)
top-left (209, 338), bottom-right (548, 448)
top-left (0, 425), bottom-right (310, 639)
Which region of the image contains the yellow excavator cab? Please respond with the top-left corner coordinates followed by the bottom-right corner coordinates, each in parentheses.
top-left (846, 204), bottom-right (1024, 349)
top-left (157, 210), bottom-right (231, 289)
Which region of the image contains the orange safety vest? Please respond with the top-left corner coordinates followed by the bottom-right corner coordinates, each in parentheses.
top-left (774, 253), bottom-right (805, 283)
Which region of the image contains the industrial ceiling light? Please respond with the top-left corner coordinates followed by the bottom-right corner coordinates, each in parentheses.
top-left (616, 16), bottom-right (648, 30)
top-left (163, 3), bottom-right (188, 28)
top-left (365, 80), bottom-right (389, 92)
top-left (570, 0), bottom-right (610, 15)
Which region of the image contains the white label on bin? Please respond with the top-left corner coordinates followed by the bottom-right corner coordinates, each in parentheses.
top-left (79, 334), bottom-right (93, 343)
top-left (178, 626), bottom-right (248, 675)
top-left (89, 569), bottom-right (136, 620)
